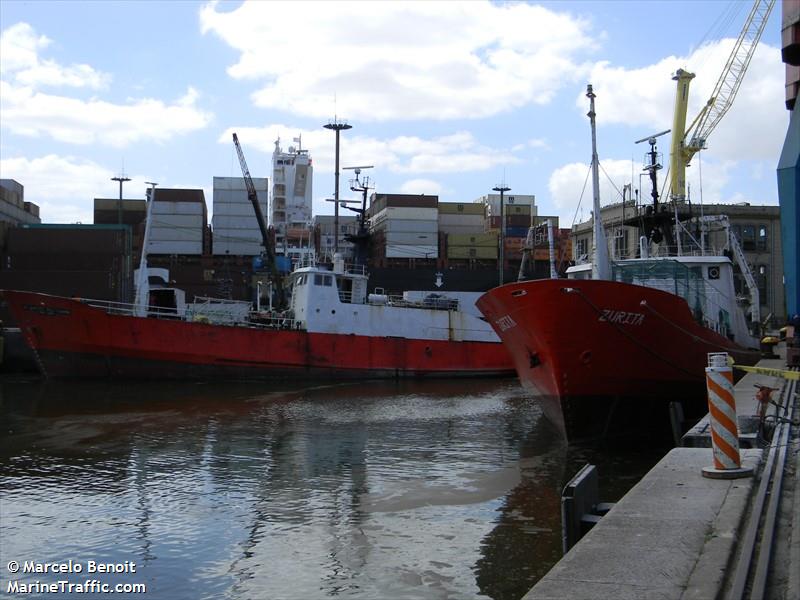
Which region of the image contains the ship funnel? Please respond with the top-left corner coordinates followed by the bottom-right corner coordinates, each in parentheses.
top-left (333, 252), bottom-right (345, 274)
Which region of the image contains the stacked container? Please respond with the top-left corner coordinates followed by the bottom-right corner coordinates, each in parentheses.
top-left (369, 194), bottom-right (439, 259)
top-left (446, 232), bottom-right (498, 260)
top-left (147, 189), bottom-right (207, 256)
top-left (438, 202), bottom-right (485, 235)
top-left (212, 177), bottom-right (268, 256)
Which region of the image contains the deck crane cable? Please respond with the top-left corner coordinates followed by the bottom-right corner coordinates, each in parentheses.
top-left (570, 164), bottom-right (593, 229)
top-left (690, 1), bottom-right (746, 66)
top-left (598, 161), bottom-right (624, 201)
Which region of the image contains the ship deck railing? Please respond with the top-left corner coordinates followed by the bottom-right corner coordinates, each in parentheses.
top-left (82, 298), bottom-right (302, 331)
top-left (366, 292), bottom-right (461, 311)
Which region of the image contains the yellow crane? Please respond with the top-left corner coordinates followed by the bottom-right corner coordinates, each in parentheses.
top-left (668, 0), bottom-right (775, 202)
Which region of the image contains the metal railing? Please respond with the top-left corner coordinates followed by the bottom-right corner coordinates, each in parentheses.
top-left (81, 297), bottom-right (301, 330)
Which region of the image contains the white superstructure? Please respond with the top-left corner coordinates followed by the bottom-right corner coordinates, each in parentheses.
top-left (271, 138), bottom-right (314, 263)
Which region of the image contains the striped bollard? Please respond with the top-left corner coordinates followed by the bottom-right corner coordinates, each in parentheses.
top-left (702, 353), bottom-right (752, 479)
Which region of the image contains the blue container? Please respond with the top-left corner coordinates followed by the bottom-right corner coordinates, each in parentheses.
top-left (252, 256), bottom-right (265, 270)
top-left (276, 256), bottom-right (292, 274)
top-left (505, 226), bottom-right (528, 238)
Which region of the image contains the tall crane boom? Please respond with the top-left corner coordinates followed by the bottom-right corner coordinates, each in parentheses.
top-left (232, 133), bottom-right (283, 307)
top-left (232, 133), bottom-right (273, 261)
top-left (669, 0), bottom-right (775, 201)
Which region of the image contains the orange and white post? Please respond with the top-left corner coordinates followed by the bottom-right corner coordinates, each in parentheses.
top-left (702, 352), bottom-right (753, 479)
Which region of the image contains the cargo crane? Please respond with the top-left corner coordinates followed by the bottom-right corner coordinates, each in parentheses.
top-left (669, 0), bottom-right (775, 203)
top-left (232, 133), bottom-right (282, 306)
top-left (662, 0), bottom-right (773, 324)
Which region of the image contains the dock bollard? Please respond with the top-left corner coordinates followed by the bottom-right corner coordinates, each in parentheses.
top-left (702, 352), bottom-right (752, 479)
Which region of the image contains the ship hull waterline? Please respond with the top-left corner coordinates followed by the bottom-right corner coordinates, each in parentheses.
top-left (5, 290), bottom-right (514, 380)
top-left (477, 279), bottom-right (760, 438)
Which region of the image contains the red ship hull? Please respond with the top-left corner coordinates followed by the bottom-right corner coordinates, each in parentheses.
top-left (477, 279), bottom-right (760, 438)
top-left (4, 290), bottom-right (513, 380)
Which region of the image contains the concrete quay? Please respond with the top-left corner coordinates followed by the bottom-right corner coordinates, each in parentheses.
top-left (524, 359), bottom-right (799, 600)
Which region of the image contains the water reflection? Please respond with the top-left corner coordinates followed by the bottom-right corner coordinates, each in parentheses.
top-left (0, 377), bottom-right (661, 599)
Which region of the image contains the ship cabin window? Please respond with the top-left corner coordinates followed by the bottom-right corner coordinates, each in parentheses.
top-left (314, 274), bottom-right (324, 286)
top-left (757, 226), bottom-right (768, 252)
top-left (323, 275), bottom-right (333, 286)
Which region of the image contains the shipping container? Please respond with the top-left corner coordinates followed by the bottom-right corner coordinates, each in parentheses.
top-left (486, 215), bottom-right (532, 229)
top-left (448, 232), bottom-right (497, 247)
top-left (384, 232), bottom-right (438, 245)
top-left (149, 225), bottom-right (204, 242)
top-left (385, 244), bottom-right (438, 259)
top-left (369, 193), bottom-right (438, 215)
top-left (438, 214), bottom-right (485, 227)
top-left (4, 253), bottom-right (126, 272)
top-left (212, 202), bottom-right (264, 217)
top-left (371, 206), bottom-right (438, 225)
top-left (213, 176), bottom-right (268, 192)
top-left (147, 241), bottom-right (203, 255)
top-left (504, 237), bottom-right (526, 251)
top-left (152, 201), bottom-right (206, 216)
top-left (506, 214), bottom-right (531, 227)
top-left (9, 226), bottom-right (130, 254)
top-left (151, 213), bottom-right (205, 228)
top-left (213, 237), bottom-right (264, 256)
top-left (382, 219), bottom-right (439, 234)
top-left (23, 202), bottom-right (40, 218)
top-left (438, 223), bottom-right (486, 236)
top-left (94, 198), bottom-right (147, 212)
top-left (446, 246), bottom-right (498, 260)
top-left (505, 226), bottom-right (529, 238)
top-left (212, 215), bottom-right (261, 230)
top-left (504, 205), bottom-right (531, 215)
top-left (438, 202), bottom-right (485, 216)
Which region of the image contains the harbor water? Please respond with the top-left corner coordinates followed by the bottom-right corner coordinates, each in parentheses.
top-left (0, 377), bottom-right (663, 599)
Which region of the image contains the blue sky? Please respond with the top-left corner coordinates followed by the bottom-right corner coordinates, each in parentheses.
top-left (0, 0), bottom-right (786, 228)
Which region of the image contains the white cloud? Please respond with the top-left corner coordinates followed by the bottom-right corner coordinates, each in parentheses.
top-left (582, 40), bottom-right (786, 163)
top-left (219, 126), bottom-right (520, 175)
top-left (0, 23), bottom-right (212, 147)
top-left (201, 1), bottom-right (596, 120)
top-left (1, 22), bottom-right (110, 89)
top-left (398, 179), bottom-right (445, 196)
top-left (1, 82), bottom-right (212, 147)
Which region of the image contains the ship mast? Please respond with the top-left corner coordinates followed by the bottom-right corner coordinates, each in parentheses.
top-left (587, 85), bottom-right (611, 281)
